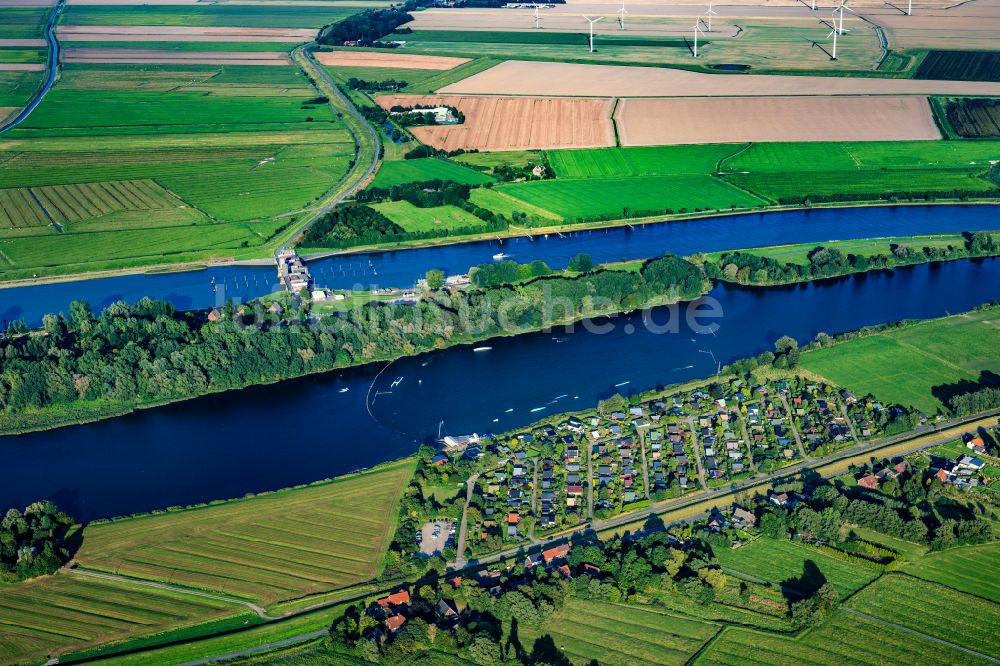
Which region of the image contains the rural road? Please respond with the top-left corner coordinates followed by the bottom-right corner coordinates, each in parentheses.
top-left (276, 44), bottom-right (381, 257)
top-left (0, 0), bottom-right (64, 134)
top-left (94, 408), bottom-right (999, 664)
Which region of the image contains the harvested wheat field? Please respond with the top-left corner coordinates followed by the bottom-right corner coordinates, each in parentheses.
top-left (57, 25), bottom-right (317, 42)
top-left (62, 48), bottom-right (292, 65)
top-left (0, 38), bottom-right (47, 47)
top-left (616, 96), bottom-right (940, 145)
top-left (0, 63), bottom-right (45, 71)
top-left (440, 60), bottom-right (1000, 97)
top-left (0, 108), bottom-right (16, 123)
top-left (377, 94), bottom-right (616, 151)
top-left (315, 50), bottom-right (469, 70)
top-left (865, 1), bottom-right (1000, 51)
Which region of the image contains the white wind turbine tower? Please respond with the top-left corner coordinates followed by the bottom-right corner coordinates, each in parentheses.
top-left (833, 0), bottom-right (850, 35)
top-left (826, 23), bottom-right (839, 59)
top-left (617, 1), bottom-right (629, 30)
top-left (533, 3), bottom-right (542, 28)
top-left (703, 0), bottom-right (717, 31)
top-left (584, 15), bottom-right (604, 52)
top-left (691, 19), bottom-right (705, 57)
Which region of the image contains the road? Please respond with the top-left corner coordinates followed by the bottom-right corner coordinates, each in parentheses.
top-left (779, 392), bottom-right (810, 459)
top-left (0, 0), bottom-right (64, 134)
top-left (638, 430), bottom-right (651, 500)
top-left (453, 473), bottom-right (478, 568)
top-left (736, 413), bottom-right (759, 475)
top-left (686, 417), bottom-right (709, 490)
top-left (93, 409), bottom-right (998, 665)
top-left (277, 44), bottom-right (381, 257)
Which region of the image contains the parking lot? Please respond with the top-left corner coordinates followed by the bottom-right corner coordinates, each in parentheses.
top-left (418, 520), bottom-right (454, 556)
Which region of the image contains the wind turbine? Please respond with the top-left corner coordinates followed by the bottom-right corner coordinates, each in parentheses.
top-left (827, 24), bottom-right (838, 59)
top-left (691, 19), bottom-right (705, 57)
top-left (533, 3), bottom-right (542, 28)
top-left (703, 0), bottom-right (717, 31)
top-left (584, 15), bottom-right (604, 52)
top-left (616, 0), bottom-right (628, 30)
top-left (832, 0), bottom-right (853, 35)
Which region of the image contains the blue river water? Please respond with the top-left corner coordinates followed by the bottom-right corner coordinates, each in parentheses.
top-left (1, 256), bottom-right (998, 520)
top-left (1, 204), bottom-right (997, 326)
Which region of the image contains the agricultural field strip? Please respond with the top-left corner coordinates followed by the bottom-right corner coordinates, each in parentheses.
top-left (438, 60), bottom-right (1000, 97)
top-left (902, 543), bottom-right (1000, 603)
top-left (844, 574), bottom-right (1000, 656)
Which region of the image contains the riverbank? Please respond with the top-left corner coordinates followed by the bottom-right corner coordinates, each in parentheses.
top-left (3, 200), bottom-right (998, 290)
top-left (0, 254), bottom-right (710, 437)
top-left (700, 231), bottom-right (1000, 288)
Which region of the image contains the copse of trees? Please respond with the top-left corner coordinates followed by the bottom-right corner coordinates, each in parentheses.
top-left (469, 260), bottom-right (551, 288)
top-left (1, 502), bottom-right (74, 582)
top-left (318, 7), bottom-right (415, 45)
top-left (0, 256), bottom-right (709, 436)
top-left (704, 232), bottom-right (999, 286)
top-left (345, 77), bottom-right (407, 92)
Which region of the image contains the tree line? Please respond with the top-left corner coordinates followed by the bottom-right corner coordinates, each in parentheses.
top-left (1, 502), bottom-right (74, 582)
top-left (0, 256), bottom-right (708, 429)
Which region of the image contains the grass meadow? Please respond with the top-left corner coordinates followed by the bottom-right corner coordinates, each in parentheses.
top-left (371, 200), bottom-right (487, 232)
top-left (468, 187), bottom-right (563, 222)
top-left (901, 542), bottom-right (1000, 602)
top-left (801, 309), bottom-right (1000, 414)
top-left (0, 63), bottom-right (355, 278)
top-left (370, 157), bottom-right (493, 188)
top-left (0, 573), bottom-right (244, 666)
top-left (722, 141), bottom-right (1000, 202)
top-left (496, 175), bottom-right (764, 220)
top-left (0, 8), bottom-right (47, 39)
top-left (517, 597), bottom-right (719, 666)
top-left (845, 574), bottom-right (1000, 655)
top-left (710, 538), bottom-right (878, 596)
top-left (547, 145), bottom-right (741, 179)
top-left (62, 4), bottom-right (354, 28)
top-left (696, 610), bottom-right (989, 666)
top-left (73, 460), bottom-right (414, 606)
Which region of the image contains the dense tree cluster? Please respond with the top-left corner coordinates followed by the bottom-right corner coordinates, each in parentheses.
top-left (303, 205), bottom-right (405, 247)
top-left (345, 77), bottom-right (407, 92)
top-left (318, 8), bottom-right (415, 45)
top-left (949, 386), bottom-right (1000, 415)
top-left (1, 502), bottom-right (74, 582)
top-left (0, 255), bottom-right (710, 438)
top-left (388, 105), bottom-right (465, 127)
top-left (704, 232), bottom-right (999, 286)
top-left (469, 260), bottom-right (552, 287)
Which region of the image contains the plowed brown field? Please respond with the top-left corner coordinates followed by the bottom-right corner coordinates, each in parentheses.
top-left (616, 95), bottom-right (940, 145)
top-left (377, 94), bottom-right (616, 151)
top-left (315, 50), bottom-right (469, 70)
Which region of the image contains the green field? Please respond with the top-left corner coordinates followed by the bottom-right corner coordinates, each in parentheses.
top-left (0, 8), bottom-right (47, 39)
top-left (711, 538), bottom-right (878, 596)
top-left (696, 609), bottom-right (989, 666)
top-left (371, 200), bottom-right (487, 232)
top-left (73, 460), bottom-right (414, 606)
top-left (902, 542), bottom-right (1000, 602)
top-left (468, 186), bottom-right (563, 222)
top-left (518, 597), bottom-right (719, 666)
top-left (454, 149), bottom-right (543, 170)
top-left (801, 309), bottom-right (1000, 414)
top-left (496, 175), bottom-right (764, 220)
top-left (0, 63), bottom-right (355, 278)
top-left (845, 574), bottom-right (1000, 656)
top-left (62, 4), bottom-right (354, 28)
top-left (721, 141), bottom-right (1000, 202)
top-left (0, 572), bottom-right (244, 666)
top-left (370, 157), bottom-right (493, 188)
top-left (916, 51), bottom-right (1000, 82)
top-left (547, 145), bottom-right (741, 179)
top-left (322, 56), bottom-right (502, 96)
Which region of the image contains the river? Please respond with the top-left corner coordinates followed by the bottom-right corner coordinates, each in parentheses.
top-left (2, 257), bottom-right (998, 520)
top-left (1, 204), bottom-right (997, 326)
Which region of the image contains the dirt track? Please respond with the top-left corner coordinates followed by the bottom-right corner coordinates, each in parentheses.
top-left (377, 94), bottom-right (616, 151)
top-left (314, 50), bottom-right (469, 70)
top-left (616, 95), bottom-right (941, 145)
top-left (440, 60), bottom-right (1000, 97)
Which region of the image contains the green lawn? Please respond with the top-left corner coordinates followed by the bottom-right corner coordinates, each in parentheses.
top-left (902, 542), bottom-right (1000, 602)
top-left (371, 200), bottom-right (487, 232)
top-left (706, 234), bottom-right (992, 266)
top-left (711, 538), bottom-right (878, 596)
top-left (801, 309), bottom-right (1000, 414)
top-left (518, 597), bottom-right (719, 666)
top-left (454, 149), bottom-right (543, 170)
top-left (370, 158), bottom-right (494, 188)
top-left (496, 175), bottom-right (764, 221)
top-left (845, 574), bottom-right (1000, 656)
top-left (468, 187), bottom-right (563, 222)
top-left (62, 4), bottom-right (354, 28)
top-left (0, 8), bottom-right (47, 39)
top-left (697, 610), bottom-right (989, 666)
top-left (722, 141), bottom-right (1000, 202)
top-left (547, 145), bottom-right (742, 179)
